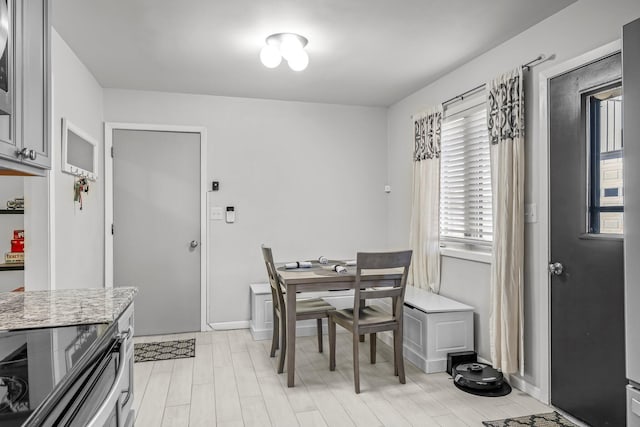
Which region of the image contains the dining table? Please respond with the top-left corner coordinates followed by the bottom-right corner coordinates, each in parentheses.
top-left (276, 260), bottom-right (404, 387)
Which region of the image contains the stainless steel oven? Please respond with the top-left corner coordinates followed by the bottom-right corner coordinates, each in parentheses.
top-left (0, 321), bottom-right (134, 427)
top-left (38, 326), bottom-right (134, 427)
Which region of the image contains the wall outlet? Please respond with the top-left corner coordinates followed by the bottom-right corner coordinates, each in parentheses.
top-left (524, 203), bottom-right (537, 223)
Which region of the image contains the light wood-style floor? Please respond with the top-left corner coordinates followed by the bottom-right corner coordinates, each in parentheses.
top-left (133, 329), bottom-right (552, 427)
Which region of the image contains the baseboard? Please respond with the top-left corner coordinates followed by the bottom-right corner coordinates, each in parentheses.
top-left (250, 326), bottom-right (272, 341)
top-left (210, 321), bottom-right (250, 330)
top-left (508, 374), bottom-right (543, 401)
top-left (477, 355), bottom-right (491, 365)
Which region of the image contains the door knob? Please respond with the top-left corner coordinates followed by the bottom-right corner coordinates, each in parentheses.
top-left (548, 262), bottom-right (564, 276)
top-left (190, 240), bottom-right (199, 248)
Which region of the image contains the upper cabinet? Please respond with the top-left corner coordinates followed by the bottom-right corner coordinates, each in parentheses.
top-left (0, 0), bottom-right (50, 174)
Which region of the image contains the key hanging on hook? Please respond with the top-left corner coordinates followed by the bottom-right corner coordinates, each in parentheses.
top-left (74, 177), bottom-right (89, 210)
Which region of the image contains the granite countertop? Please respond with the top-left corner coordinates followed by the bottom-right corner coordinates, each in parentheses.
top-left (0, 287), bottom-right (137, 331)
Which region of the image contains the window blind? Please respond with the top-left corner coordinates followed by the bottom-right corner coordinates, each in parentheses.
top-left (440, 96), bottom-right (492, 245)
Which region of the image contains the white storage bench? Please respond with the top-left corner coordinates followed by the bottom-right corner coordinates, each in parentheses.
top-left (376, 286), bottom-right (474, 373)
top-left (249, 283), bottom-right (474, 374)
top-left (249, 283), bottom-right (354, 341)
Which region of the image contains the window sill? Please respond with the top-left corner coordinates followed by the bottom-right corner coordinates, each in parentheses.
top-left (440, 246), bottom-right (492, 264)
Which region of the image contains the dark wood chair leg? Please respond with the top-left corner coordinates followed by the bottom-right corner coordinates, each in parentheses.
top-left (270, 313), bottom-right (279, 357)
top-left (370, 332), bottom-right (376, 364)
top-left (329, 317), bottom-right (336, 371)
top-left (393, 329), bottom-right (398, 376)
top-left (353, 333), bottom-right (360, 394)
top-left (277, 316), bottom-right (287, 374)
top-left (317, 318), bottom-right (323, 353)
top-left (395, 329), bottom-right (405, 384)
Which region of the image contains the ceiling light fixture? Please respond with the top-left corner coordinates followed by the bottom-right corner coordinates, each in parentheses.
top-left (260, 33), bottom-right (309, 71)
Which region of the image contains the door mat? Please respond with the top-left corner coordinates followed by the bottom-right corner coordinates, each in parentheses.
top-left (134, 338), bottom-right (196, 363)
top-left (482, 412), bottom-right (577, 427)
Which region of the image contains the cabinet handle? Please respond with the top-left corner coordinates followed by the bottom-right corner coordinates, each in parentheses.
top-left (14, 148), bottom-right (37, 161)
top-left (16, 148), bottom-right (29, 159)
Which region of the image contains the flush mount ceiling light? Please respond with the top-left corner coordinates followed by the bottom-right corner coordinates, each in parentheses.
top-left (260, 33), bottom-right (309, 71)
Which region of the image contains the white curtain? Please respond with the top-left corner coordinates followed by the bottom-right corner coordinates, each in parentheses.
top-left (408, 107), bottom-right (442, 293)
top-left (487, 68), bottom-right (525, 375)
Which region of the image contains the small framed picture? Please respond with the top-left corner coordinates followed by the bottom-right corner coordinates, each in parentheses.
top-left (61, 118), bottom-right (98, 181)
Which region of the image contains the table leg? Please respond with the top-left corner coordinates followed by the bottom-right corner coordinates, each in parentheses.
top-left (286, 285), bottom-right (297, 387)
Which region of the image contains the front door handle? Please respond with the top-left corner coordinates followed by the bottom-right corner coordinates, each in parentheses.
top-left (190, 240), bottom-right (199, 248)
top-left (548, 262), bottom-right (564, 276)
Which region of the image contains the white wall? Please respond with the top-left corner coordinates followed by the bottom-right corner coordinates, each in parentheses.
top-left (51, 29), bottom-right (105, 289)
top-left (24, 176), bottom-right (49, 291)
top-left (386, 0), bottom-right (640, 395)
top-left (103, 90), bottom-right (389, 324)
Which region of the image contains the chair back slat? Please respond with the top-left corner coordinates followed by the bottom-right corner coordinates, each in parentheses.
top-left (359, 287), bottom-right (403, 300)
top-left (352, 250), bottom-right (412, 331)
top-left (261, 245), bottom-right (285, 315)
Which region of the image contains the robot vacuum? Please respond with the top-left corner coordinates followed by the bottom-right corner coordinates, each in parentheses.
top-left (452, 362), bottom-right (512, 397)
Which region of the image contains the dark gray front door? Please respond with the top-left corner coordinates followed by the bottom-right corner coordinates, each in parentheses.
top-left (549, 53), bottom-right (626, 426)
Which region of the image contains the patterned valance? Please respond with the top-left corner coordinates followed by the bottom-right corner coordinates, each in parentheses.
top-left (413, 108), bottom-right (442, 161)
top-left (487, 68), bottom-right (524, 145)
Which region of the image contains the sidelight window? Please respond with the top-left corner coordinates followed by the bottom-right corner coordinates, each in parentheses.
top-left (588, 85), bottom-right (624, 235)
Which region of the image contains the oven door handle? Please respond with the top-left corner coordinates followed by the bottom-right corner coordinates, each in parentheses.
top-left (86, 326), bottom-right (132, 427)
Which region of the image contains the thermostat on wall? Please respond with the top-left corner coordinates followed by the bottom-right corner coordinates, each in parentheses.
top-left (226, 206), bottom-right (235, 223)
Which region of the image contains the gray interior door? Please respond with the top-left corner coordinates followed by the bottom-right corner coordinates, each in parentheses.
top-left (549, 53), bottom-right (626, 426)
top-left (113, 129), bottom-right (201, 336)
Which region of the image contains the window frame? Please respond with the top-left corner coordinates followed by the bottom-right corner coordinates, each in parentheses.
top-left (586, 85), bottom-right (624, 235)
top-left (439, 91), bottom-right (493, 250)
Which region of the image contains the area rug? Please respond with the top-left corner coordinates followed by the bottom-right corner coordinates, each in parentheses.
top-left (134, 338), bottom-right (196, 363)
top-left (482, 412), bottom-right (577, 427)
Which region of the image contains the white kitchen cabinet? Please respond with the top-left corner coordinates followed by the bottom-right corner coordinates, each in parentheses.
top-left (0, 0), bottom-right (50, 174)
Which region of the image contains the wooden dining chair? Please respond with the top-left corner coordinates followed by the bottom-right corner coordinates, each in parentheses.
top-left (261, 245), bottom-right (336, 374)
top-left (328, 250), bottom-right (412, 393)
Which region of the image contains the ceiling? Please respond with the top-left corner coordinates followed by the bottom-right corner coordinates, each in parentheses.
top-left (52, 0), bottom-right (576, 107)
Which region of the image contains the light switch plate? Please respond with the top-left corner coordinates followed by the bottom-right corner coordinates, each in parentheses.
top-left (210, 207), bottom-right (223, 221)
top-left (524, 203), bottom-right (537, 223)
